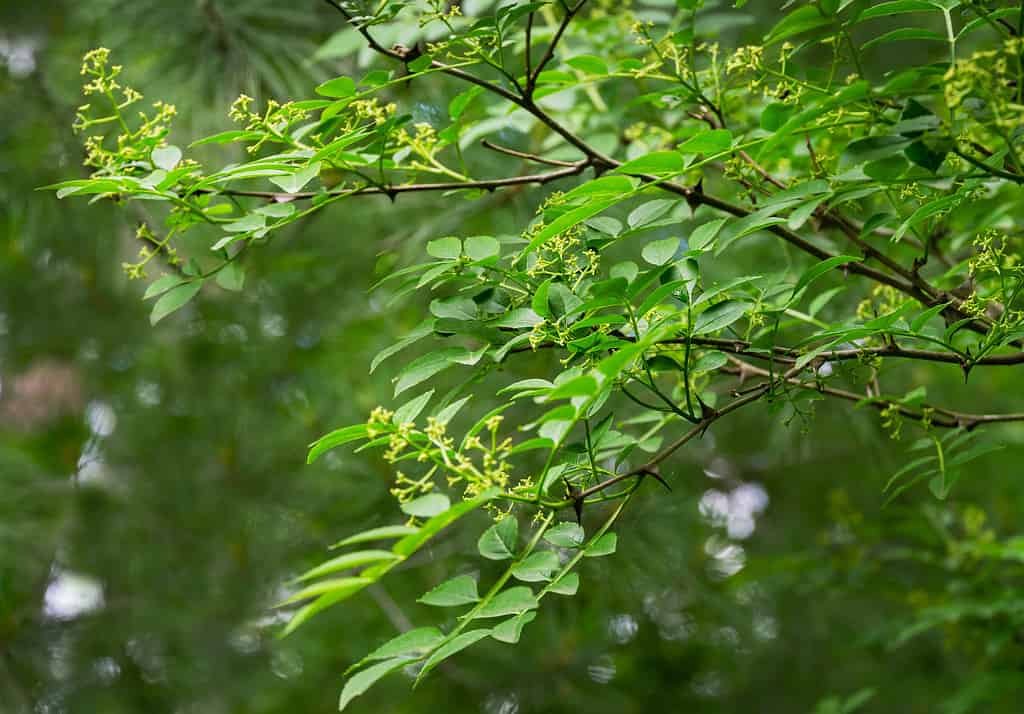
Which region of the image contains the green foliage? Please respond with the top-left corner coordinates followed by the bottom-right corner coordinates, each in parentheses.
top-left (47, 0), bottom-right (1024, 710)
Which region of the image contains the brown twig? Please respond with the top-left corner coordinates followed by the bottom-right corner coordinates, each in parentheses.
top-left (526, 0), bottom-right (588, 94)
top-left (198, 162), bottom-right (590, 201)
top-left (313, 0), bottom-right (993, 342)
top-left (480, 139), bottom-right (579, 167)
top-left (722, 359), bottom-right (1024, 430)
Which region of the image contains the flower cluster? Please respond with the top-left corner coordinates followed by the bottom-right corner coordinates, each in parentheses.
top-left (228, 94), bottom-right (310, 154)
top-left (365, 407), bottom-right (519, 514)
top-left (121, 223), bottom-right (181, 280)
top-left (74, 49), bottom-right (178, 173)
top-left (969, 229), bottom-right (1020, 277)
top-left (945, 38), bottom-right (1024, 150)
top-left (525, 222), bottom-right (600, 290)
top-left (856, 284), bottom-right (908, 323)
top-left (394, 122), bottom-right (459, 178)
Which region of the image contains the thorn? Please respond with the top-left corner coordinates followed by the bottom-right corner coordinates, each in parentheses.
top-left (961, 360), bottom-right (973, 383)
top-left (684, 178), bottom-right (704, 210)
top-left (640, 469), bottom-right (671, 492)
top-left (698, 397), bottom-right (717, 421)
top-left (566, 482), bottom-right (583, 525)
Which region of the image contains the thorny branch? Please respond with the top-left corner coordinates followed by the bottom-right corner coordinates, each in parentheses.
top-left (311, 0), bottom-right (1024, 510)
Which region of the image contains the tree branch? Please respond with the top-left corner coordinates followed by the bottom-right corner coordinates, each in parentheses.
top-left (722, 358), bottom-right (1024, 430)
top-left (320, 0), bottom-right (993, 340)
top-left (199, 162), bottom-right (590, 201)
top-left (480, 139), bottom-right (579, 167)
top-left (526, 0), bottom-right (588, 94)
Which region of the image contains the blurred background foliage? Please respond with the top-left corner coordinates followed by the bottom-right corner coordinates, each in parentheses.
top-left (2, 1), bottom-right (1023, 713)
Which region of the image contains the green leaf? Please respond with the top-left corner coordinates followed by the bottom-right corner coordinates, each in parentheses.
top-left (842, 136), bottom-right (911, 167)
top-left (215, 261), bottom-right (245, 292)
top-left (426, 236), bottom-right (462, 259)
top-left (904, 140), bottom-right (948, 173)
top-left (280, 587), bottom-right (359, 637)
top-left (637, 279), bottom-right (686, 316)
top-left (693, 351), bottom-right (728, 374)
top-left (478, 517), bottom-right (518, 560)
top-left (765, 4), bottom-right (831, 44)
top-left (316, 75), bottom-right (356, 98)
top-left (532, 278), bottom-right (553, 320)
top-left (544, 522), bottom-right (585, 548)
top-left (584, 532), bottom-right (617, 557)
top-left (418, 575), bottom-right (480, 606)
top-left (279, 576), bottom-right (373, 607)
top-left (628, 199), bottom-right (677, 229)
top-left (511, 551), bottom-right (560, 582)
top-left (393, 488), bottom-right (500, 557)
top-left (294, 550), bottom-right (400, 582)
top-left (269, 162), bottom-right (322, 194)
top-left (546, 375), bottom-right (599, 400)
top-left (856, 0), bottom-right (939, 22)
top-left (761, 103), bottom-right (795, 132)
top-left (491, 308), bottom-right (542, 329)
top-left (678, 129), bottom-right (733, 155)
top-left (393, 390), bottom-right (434, 425)
top-left (891, 194), bottom-right (961, 243)
top-left (586, 216), bottom-right (623, 235)
top-left (430, 296), bottom-right (477, 321)
top-left (689, 218), bottom-right (729, 251)
top-left (791, 256), bottom-right (861, 301)
top-left (566, 54), bottom-right (609, 75)
top-left (864, 155), bottom-right (908, 181)
top-left (449, 86), bottom-right (484, 119)
top-left (370, 319), bottom-right (435, 374)
top-left (910, 302), bottom-right (950, 333)
top-left (416, 630), bottom-right (492, 682)
top-left (693, 300), bottom-right (749, 335)
top-left (360, 627), bottom-right (444, 665)
top-left (464, 235), bottom-right (500, 260)
top-left (393, 347), bottom-right (485, 397)
top-left (433, 395), bottom-right (472, 425)
top-left (714, 211), bottom-right (788, 255)
top-left (491, 611), bottom-right (537, 644)
top-left (222, 213), bottom-right (266, 234)
top-left (143, 274), bottom-right (187, 300)
top-left (400, 493), bottom-right (451, 518)
top-left (535, 70), bottom-right (575, 85)
top-left (475, 586), bottom-right (538, 618)
top-left (189, 130), bottom-right (263, 147)
top-left (407, 54), bottom-right (433, 72)
top-left (642, 237), bottom-right (681, 266)
top-left (862, 27), bottom-right (945, 50)
top-left (150, 281), bottom-right (202, 325)
top-left (331, 525), bottom-right (418, 549)
top-left (339, 658), bottom-right (407, 711)
top-left (151, 145), bottom-right (182, 170)
top-left (547, 572), bottom-right (580, 596)
top-left (616, 151), bottom-right (686, 176)
top-left (308, 424), bottom-right (370, 464)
